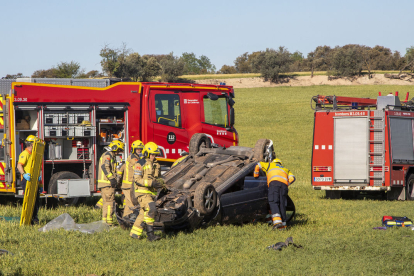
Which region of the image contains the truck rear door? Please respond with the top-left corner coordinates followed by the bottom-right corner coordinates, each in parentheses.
top-left (0, 94), bottom-right (15, 192)
top-left (334, 116), bottom-right (369, 184)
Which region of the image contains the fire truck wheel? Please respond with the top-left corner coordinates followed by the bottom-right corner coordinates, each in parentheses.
top-left (406, 174), bottom-right (414, 201)
top-left (253, 139), bottom-right (274, 162)
top-left (189, 133), bottom-right (211, 155)
top-left (194, 182), bottom-right (217, 216)
top-left (49, 171), bottom-right (81, 206)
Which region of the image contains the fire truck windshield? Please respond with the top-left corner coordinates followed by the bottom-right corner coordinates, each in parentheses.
top-left (203, 96), bottom-right (229, 128)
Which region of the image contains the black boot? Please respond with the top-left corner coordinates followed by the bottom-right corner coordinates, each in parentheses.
top-left (146, 225), bottom-right (161, 242)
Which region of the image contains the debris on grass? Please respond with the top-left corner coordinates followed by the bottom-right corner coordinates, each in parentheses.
top-left (0, 249), bottom-right (12, 256)
top-left (267, 237), bottom-right (303, 251)
top-left (38, 213), bottom-right (110, 234)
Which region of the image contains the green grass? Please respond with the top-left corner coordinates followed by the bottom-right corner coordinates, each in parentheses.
top-left (2, 85), bottom-right (414, 275)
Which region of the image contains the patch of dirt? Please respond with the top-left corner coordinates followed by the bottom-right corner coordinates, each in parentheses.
top-left (194, 75), bottom-right (414, 89)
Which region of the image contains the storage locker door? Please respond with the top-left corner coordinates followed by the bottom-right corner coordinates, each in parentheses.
top-left (334, 117), bottom-right (369, 183)
top-left (389, 118), bottom-right (414, 162)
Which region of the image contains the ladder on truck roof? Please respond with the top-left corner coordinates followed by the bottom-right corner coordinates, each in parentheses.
top-left (369, 110), bottom-right (386, 186)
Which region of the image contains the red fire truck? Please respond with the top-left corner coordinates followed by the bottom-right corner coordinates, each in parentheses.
top-left (311, 92), bottom-right (414, 200)
top-left (0, 81), bottom-right (237, 203)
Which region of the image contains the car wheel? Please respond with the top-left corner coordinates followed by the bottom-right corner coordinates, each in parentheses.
top-left (194, 182), bottom-right (217, 216)
top-left (189, 133), bottom-right (211, 155)
top-left (49, 171), bottom-right (81, 206)
top-left (253, 139), bottom-right (274, 162)
top-left (406, 174), bottom-right (414, 201)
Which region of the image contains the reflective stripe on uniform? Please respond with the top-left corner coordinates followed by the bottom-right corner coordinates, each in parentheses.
top-left (130, 226), bottom-right (143, 236)
top-left (123, 159), bottom-right (133, 184)
top-left (144, 179), bottom-right (149, 187)
top-left (134, 170), bottom-right (142, 176)
top-left (107, 205), bottom-right (113, 223)
top-left (135, 189), bottom-right (157, 196)
top-left (267, 167), bottom-right (289, 185)
top-left (106, 173), bottom-right (113, 178)
top-left (96, 198), bottom-right (103, 206)
top-left (117, 171), bottom-right (123, 175)
top-left (144, 217), bottom-right (155, 223)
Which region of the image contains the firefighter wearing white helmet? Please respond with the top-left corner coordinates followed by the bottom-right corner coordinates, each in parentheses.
top-left (254, 158), bottom-right (295, 230)
top-left (17, 135), bottom-right (42, 224)
top-left (117, 140), bottom-right (144, 218)
top-left (129, 142), bottom-right (163, 241)
top-left (97, 140), bottom-right (124, 225)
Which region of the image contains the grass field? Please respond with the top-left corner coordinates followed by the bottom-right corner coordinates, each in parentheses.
top-left (2, 85), bottom-right (414, 275)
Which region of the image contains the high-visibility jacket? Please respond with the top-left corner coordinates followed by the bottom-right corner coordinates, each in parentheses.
top-left (18, 148), bottom-right (42, 188)
top-left (256, 162), bottom-right (295, 186)
top-left (133, 158), bottom-right (161, 196)
top-left (97, 151), bottom-right (118, 189)
top-left (119, 153), bottom-right (140, 189)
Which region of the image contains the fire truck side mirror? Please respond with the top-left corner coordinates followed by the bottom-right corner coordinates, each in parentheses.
top-left (206, 93), bottom-right (219, 101)
top-left (230, 107), bottom-right (235, 127)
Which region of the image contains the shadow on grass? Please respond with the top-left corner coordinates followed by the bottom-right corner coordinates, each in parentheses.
top-left (288, 213), bottom-right (309, 227)
top-left (320, 191), bottom-right (388, 201)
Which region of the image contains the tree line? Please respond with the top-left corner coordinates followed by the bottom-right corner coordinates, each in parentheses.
top-left (3, 44), bottom-right (414, 83)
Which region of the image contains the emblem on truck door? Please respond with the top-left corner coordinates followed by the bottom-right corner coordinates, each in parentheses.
top-left (167, 132), bottom-right (176, 144)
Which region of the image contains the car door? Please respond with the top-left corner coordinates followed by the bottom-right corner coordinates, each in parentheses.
top-left (220, 176), bottom-right (269, 224)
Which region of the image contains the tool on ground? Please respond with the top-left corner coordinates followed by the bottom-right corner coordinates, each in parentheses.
top-left (382, 216), bottom-right (413, 227)
top-left (20, 138), bottom-right (45, 226)
top-left (267, 237), bottom-right (303, 251)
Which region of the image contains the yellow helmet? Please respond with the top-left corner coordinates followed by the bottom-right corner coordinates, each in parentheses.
top-left (143, 142), bottom-right (160, 156)
top-left (131, 140), bottom-right (144, 153)
top-left (272, 158), bottom-right (282, 166)
top-left (108, 140), bottom-right (125, 152)
top-left (25, 135), bottom-right (36, 143)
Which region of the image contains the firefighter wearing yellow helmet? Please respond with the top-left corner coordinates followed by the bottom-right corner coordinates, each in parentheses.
top-left (130, 142), bottom-right (163, 241)
top-left (17, 135), bottom-right (41, 224)
top-left (97, 140), bottom-right (124, 225)
top-left (117, 140), bottom-right (144, 218)
top-left (254, 158), bottom-right (295, 230)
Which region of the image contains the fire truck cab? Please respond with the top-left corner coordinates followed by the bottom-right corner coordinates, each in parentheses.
top-left (0, 80), bottom-right (237, 203)
top-left (311, 93), bottom-right (414, 200)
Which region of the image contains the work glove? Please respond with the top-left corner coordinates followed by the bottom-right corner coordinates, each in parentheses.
top-left (23, 173), bottom-right (31, 181)
top-left (109, 178), bottom-right (117, 187)
top-left (38, 175), bottom-right (42, 181)
top-left (151, 179), bottom-right (163, 190)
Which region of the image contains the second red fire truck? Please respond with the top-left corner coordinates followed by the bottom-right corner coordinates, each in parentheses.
top-left (311, 92), bottom-right (414, 200)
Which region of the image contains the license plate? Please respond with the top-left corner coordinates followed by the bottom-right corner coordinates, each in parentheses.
top-left (314, 177), bottom-right (332, 182)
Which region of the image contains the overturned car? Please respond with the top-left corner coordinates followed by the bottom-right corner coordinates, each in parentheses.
top-left (117, 135), bottom-right (296, 231)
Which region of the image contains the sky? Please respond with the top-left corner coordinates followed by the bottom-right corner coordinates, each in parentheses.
top-left (1, 0), bottom-right (413, 78)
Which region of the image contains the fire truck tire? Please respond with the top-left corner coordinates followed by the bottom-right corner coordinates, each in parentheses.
top-left (189, 133), bottom-right (211, 155)
top-left (194, 182), bottom-right (217, 216)
top-left (49, 171), bottom-right (81, 206)
top-left (253, 139), bottom-right (274, 162)
top-left (406, 174), bottom-right (414, 201)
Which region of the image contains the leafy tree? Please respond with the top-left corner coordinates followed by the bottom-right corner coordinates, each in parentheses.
top-left (218, 65), bottom-right (237, 74)
top-left (257, 47), bottom-right (293, 83)
top-left (114, 43), bottom-right (132, 79)
top-left (198, 55), bottom-right (216, 74)
top-left (402, 46), bottom-right (414, 73)
top-left (31, 68), bottom-right (59, 78)
top-left (141, 56), bottom-right (162, 81)
top-left (329, 45), bottom-right (364, 77)
top-left (290, 51), bottom-right (304, 72)
top-left (3, 73), bottom-right (26, 79)
top-left (55, 61), bottom-right (82, 78)
top-left (124, 52), bottom-right (145, 81)
top-left (248, 51), bottom-right (262, 73)
top-left (100, 44), bottom-right (120, 77)
top-left (159, 53), bottom-right (185, 82)
top-left (234, 52), bottom-right (251, 73)
top-left (77, 70), bottom-right (103, 78)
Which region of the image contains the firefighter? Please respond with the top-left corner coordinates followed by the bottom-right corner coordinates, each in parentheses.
top-left (97, 140), bottom-right (124, 225)
top-left (17, 135), bottom-right (42, 225)
top-left (254, 158), bottom-right (295, 230)
top-left (130, 142), bottom-right (164, 241)
top-left (118, 140), bottom-right (144, 218)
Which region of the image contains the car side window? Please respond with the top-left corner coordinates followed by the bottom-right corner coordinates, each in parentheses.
top-left (155, 94), bottom-right (181, 128)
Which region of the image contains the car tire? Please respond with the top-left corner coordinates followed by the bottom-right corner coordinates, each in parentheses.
top-left (406, 174), bottom-right (414, 201)
top-left (49, 171), bottom-right (81, 206)
top-left (254, 139), bottom-right (274, 162)
top-left (194, 182), bottom-right (217, 216)
top-left (189, 133), bottom-right (211, 155)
